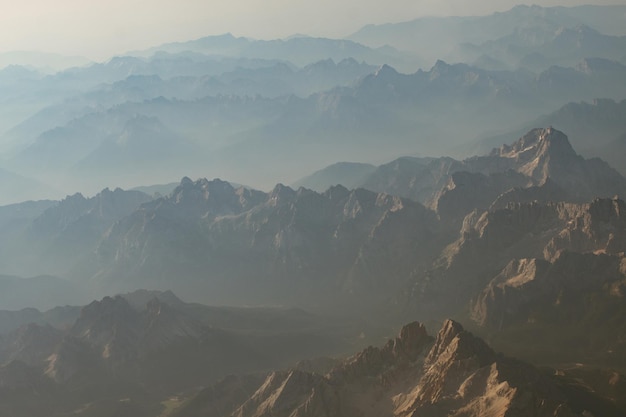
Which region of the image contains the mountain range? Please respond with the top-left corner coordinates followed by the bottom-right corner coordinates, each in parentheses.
top-left (1, 292), bottom-right (623, 416)
top-left (3, 128), bottom-right (626, 369)
top-left (0, 289), bottom-right (365, 417)
top-left (349, 4), bottom-right (626, 68)
top-left (2, 4), bottom-right (626, 201)
top-left (296, 127), bottom-right (626, 207)
top-left (131, 33), bottom-right (419, 71)
top-left (1, 5), bottom-right (626, 416)
top-left (170, 320), bottom-right (626, 417)
top-left (464, 97), bottom-right (626, 173)
top-left (4, 57), bottom-right (626, 199)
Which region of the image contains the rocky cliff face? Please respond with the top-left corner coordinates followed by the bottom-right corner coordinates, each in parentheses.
top-left (0, 289), bottom-right (366, 417)
top-left (451, 127), bottom-right (626, 215)
top-left (3, 128), bottom-right (625, 318)
top-left (416, 197), bottom-right (626, 318)
top-left (360, 156), bottom-right (464, 206)
top-left (434, 170), bottom-right (530, 221)
top-left (175, 320), bottom-right (605, 417)
top-left (0, 187), bottom-right (152, 278)
top-left (93, 180), bottom-right (442, 310)
top-left (359, 128), bottom-right (626, 226)
top-left (483, 127), bottom-right (626, 200)
top-left (456, 196), bottom-right (626, 369)
top-left (41, 294), bottom-right (205, 384)
top-left (471, 251), bottom-right (626, 368)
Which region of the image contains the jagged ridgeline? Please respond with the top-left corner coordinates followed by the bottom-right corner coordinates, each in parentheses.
top-left (0, 128), bottom-right (626, 416)
top-left (0, 290), bottom-right (363, 417)
top-left (2, 4), bottom-right (626, 417)
top-left (4, 55), bottom-right (626, 201)
top-left (2, 128), bottom-right (626, 319)
top-left (1, 128), bottom-right (626, 377)
top-left (2, 292), bottom-right (623, 417)
top-left (171, 320), bottom-right (625, 417)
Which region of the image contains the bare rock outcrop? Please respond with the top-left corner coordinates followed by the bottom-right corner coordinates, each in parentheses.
top-left (418, 197), bottom-right (626, 318)
top-left (471, 251), bottom-right (626, 367)
top-left (180, 320), bottom-right (600, 417)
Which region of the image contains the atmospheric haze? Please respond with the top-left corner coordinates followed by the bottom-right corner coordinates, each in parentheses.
top-left (1, 2), bottom-right (626, 416)
top-left (0, 0), bottom-right (624, 60)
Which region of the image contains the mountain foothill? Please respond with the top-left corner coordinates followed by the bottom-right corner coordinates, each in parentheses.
top-left (1, 4), bottom-right (626, 417)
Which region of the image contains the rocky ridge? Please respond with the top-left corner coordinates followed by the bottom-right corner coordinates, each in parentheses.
top-left (416, 196), bottom-right (626, 315)
top-left (471, 250), bottom-right (626, 367)
top-left (0, 290), bottom-right (359, 417)
top-left (307, 128), bottom-right (626, 226)
top-left (172, 320), bottom-right (612, 417)
top-left (91, 128), bottom-right (626, 310)
top-left (92, 179), bottom-right (442, 309)
top-left (0, 187), bottom-right (152, 279)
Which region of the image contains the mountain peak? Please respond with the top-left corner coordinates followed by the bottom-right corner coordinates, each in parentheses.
top-left (323, 184), bottom-right (350, 201)
top-left (268, 183), bottom-right (296, 205)
top-left (374, 64), bottom-right (398, 77)
top-left (70, 295), bottom-right (139, 352)
top-left (492, 127), bottom-right (576, 161)
top-left (219, 318), bottom-right (589, 417)
top-left (425, 319), bottom-right (465, 363)
top-left (430, 59), bottom-right (456, 76)
top-left (171, 177), bottom-right (237, 209)
top-left (76, 296), bottom-right (135, 324)
top-left (387, 321), bottom-right (431, 360)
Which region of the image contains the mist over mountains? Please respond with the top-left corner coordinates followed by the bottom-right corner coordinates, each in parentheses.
top-left (3, 57), bottom-right (626, 200)
top-left (1, 4), bottom-right (626, 417)
top-left (3, 128), bottom-right (626, 338)
top-left (0, 4), bottom-right (625, 201)
top-left (349, 4), bottom-right (626, 68)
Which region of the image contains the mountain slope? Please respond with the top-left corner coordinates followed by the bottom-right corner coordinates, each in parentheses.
top-left (0, 187), bottom-right (152, 279)
top-left (406, 196), bottom-right (626, 355)
top-left (0, 167), bottom-right (56, 205)
top-left (472, 251), bottom-right (626, 368)
top-left (8, 58), bottom-right (626, 195)
top-left (0, 289), bottom-right (363, 417)
top-left (136, 34), bottom-right (418, 71)
top-left (291, 162), bottom-right (376, 191)
top-left (466, 96), bottom-right (626, 164)
top-left (91, 179), bottom-right (442, 311)
top-left (307, 128), bottom-right (626, 220)
top-left (172, 320), bottom-right (621, 417)
top-left (348, 4), bottom-right (626, 67)
top-left (460, 24), bottom-right (626, 71)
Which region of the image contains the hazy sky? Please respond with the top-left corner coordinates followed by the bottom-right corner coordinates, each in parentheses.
top-left (1, 0), bottom-right (625, 60)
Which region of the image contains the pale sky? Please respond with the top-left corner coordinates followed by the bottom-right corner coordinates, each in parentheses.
top-left (0, 0), bottom-right (625, 61)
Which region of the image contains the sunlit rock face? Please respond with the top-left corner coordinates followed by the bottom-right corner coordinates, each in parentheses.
top-left (184, 320), bottom-right (588, 417)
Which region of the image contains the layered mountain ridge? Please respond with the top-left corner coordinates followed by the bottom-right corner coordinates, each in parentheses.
top-left (172, 319), bottom-right (622, 417)
top-left (3, 127), bottom-right (626, 322)
top-left (92, 178), bottom-right (441, 309)
top-left (0, 290), bottom-right (361, 417)
top-left (300, 127), bottom-right (626, 216)
top-left (0, 128), bottom-right (625, 402)
top-left (0, 187), bottom-right (152, 279)
top-left (0, 5), bottom-right (625, 417)
top-left (6, 56), bottom-right (626, 197)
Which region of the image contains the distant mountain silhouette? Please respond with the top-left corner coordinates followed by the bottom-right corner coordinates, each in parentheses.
top-left (349, 4), bottom-right (626, 68)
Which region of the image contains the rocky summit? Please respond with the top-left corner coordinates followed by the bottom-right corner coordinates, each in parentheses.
top-left (173, 319), bottom-right (616, 417)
